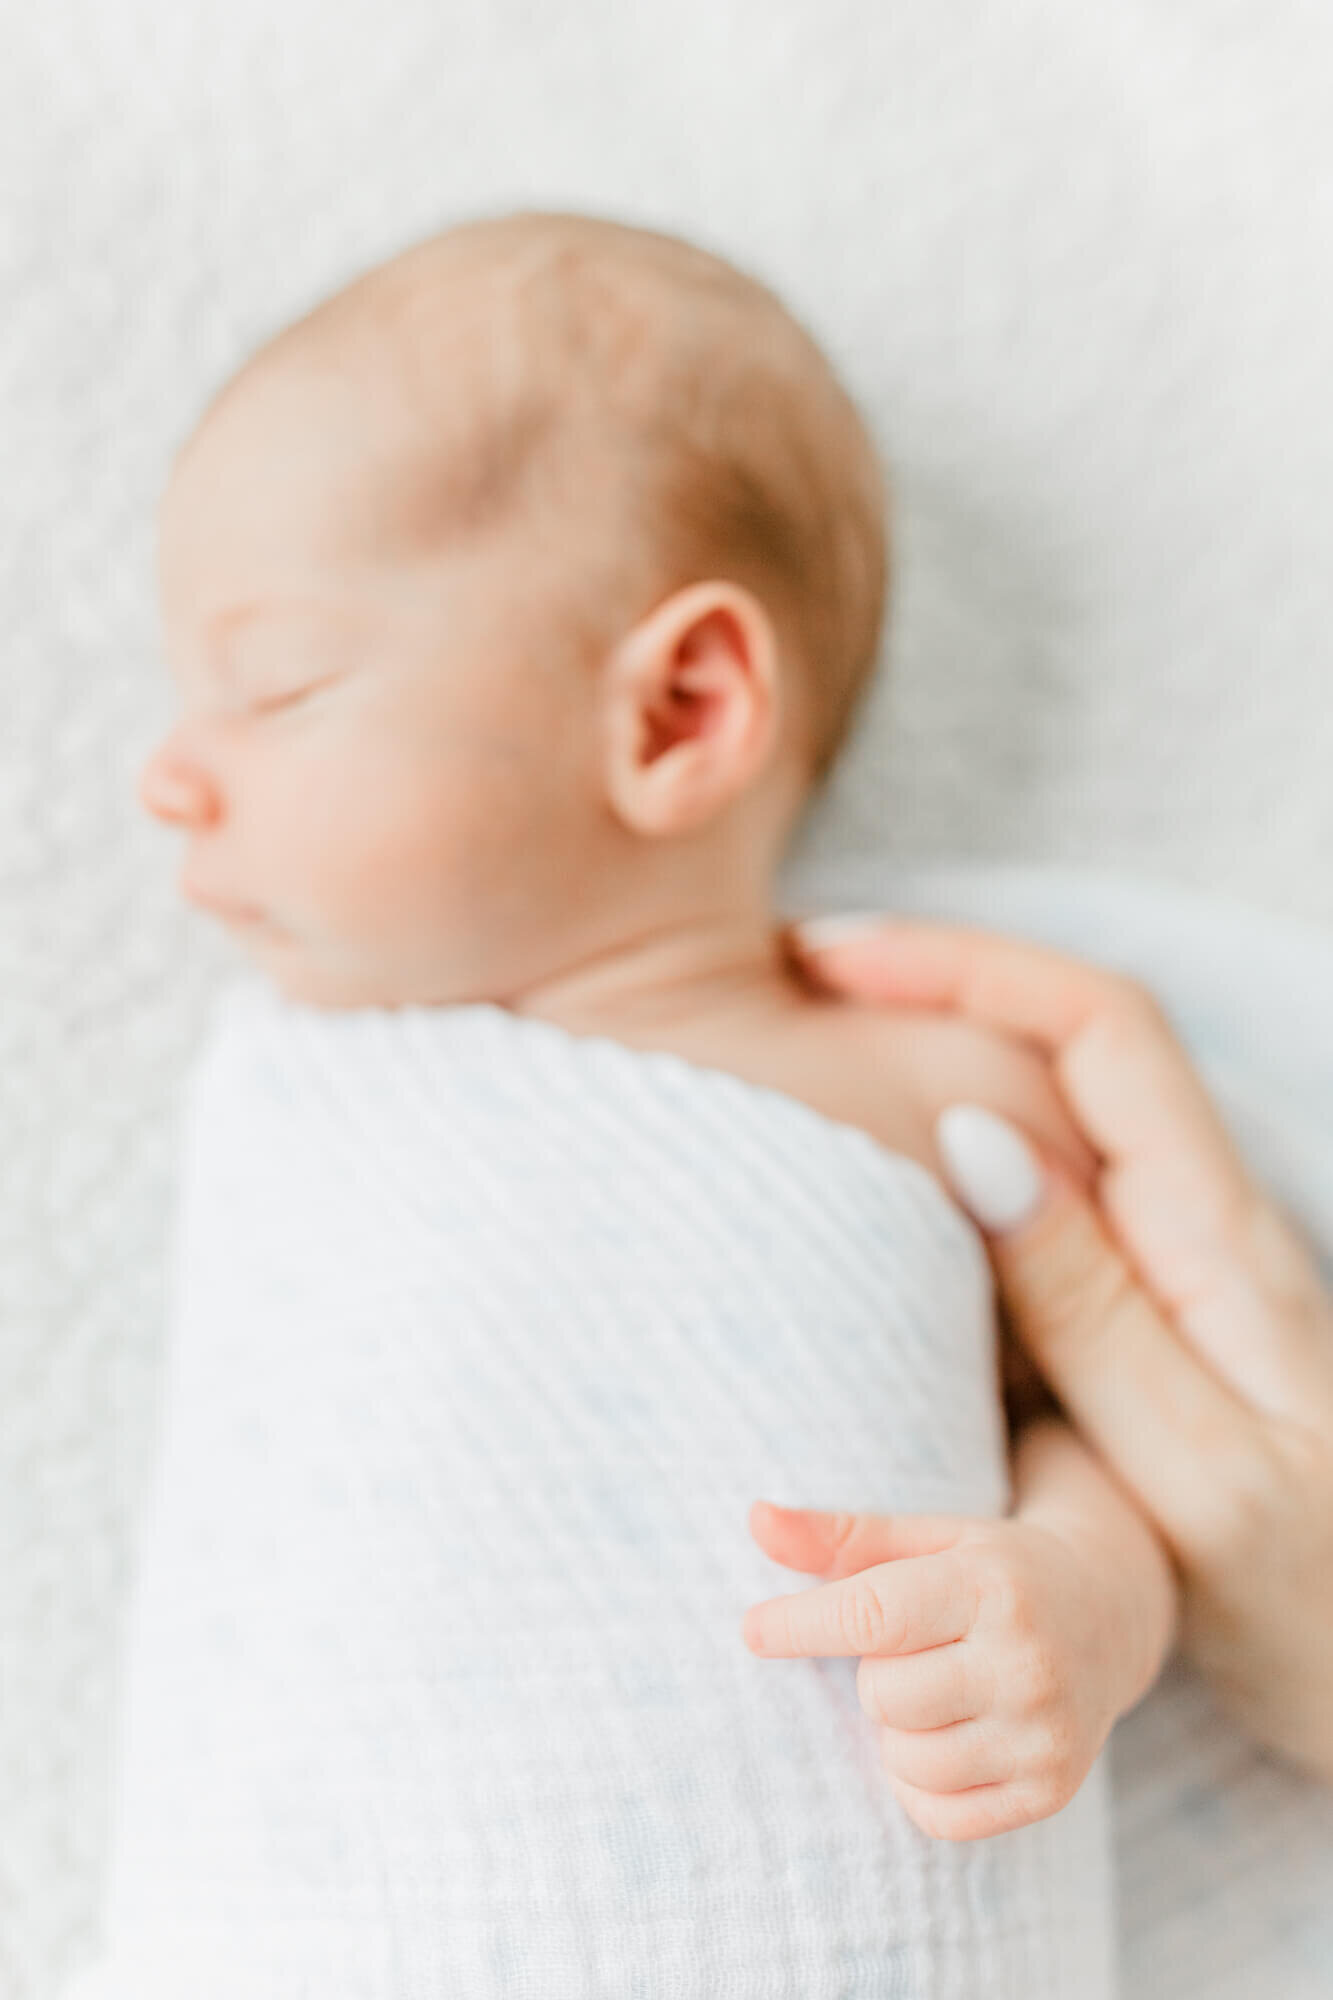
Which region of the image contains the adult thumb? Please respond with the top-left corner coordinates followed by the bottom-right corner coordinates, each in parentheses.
top-left (934, 1104), bottom-right (1251, 1536)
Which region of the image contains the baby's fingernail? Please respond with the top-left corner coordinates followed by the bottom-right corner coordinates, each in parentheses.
top-left (935, 1105), bottom-right (1045, 1232)
top-left (791, 911), bottom-right (885, 951)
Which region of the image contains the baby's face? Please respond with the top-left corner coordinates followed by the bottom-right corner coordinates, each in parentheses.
top-left (143, 361), bottom-right (607, 1010)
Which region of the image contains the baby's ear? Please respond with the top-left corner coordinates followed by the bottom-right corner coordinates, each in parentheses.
top-left (600, 580), bottom-right (783, 836)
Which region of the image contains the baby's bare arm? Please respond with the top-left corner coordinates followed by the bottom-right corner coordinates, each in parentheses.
top-left (883, 1010), bottom-right (1100, 1195)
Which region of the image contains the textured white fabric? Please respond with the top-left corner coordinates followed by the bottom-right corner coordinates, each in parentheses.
top-left (70, 981), bottom-right (1114, 1999)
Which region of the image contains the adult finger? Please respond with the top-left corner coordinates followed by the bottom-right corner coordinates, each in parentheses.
top-left (747, 1500), bottom-right (967, 1580)
top-left (793, 914), bottom-right (1333, 1426)
top-left (741, 1549), bottom-right (976, 1660)
top-left (789, 913), bottom-right (1246, 1186)
top-left (934, 1104), bottom-right (1267, 1547)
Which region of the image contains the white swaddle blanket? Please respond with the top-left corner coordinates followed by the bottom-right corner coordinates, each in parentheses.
top-left (74, 977), bottom-right (1115, 1999)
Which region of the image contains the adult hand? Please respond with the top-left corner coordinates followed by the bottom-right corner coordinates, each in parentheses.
top-left (786, 912), bottom-right (1333, 1780)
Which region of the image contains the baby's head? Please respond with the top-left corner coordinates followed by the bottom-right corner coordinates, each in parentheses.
top-left (141, 211), bottom-right (887, 1009)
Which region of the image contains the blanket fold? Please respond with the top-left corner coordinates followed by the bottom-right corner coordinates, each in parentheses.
top-left (75, 981), bottom-right (1114, 1999)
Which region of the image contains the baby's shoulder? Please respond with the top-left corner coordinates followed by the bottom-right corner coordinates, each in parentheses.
top-left (784, 999), bottom-right (1096, 1190)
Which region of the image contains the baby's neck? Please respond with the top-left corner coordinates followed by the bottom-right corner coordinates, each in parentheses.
top-left (508, 913), bottom-right (804, 1051)
top-left (504, 907), bottom-right (943, 1182)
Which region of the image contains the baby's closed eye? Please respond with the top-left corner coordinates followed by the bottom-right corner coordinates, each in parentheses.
top-left (253, 673), bottom-right (343, 715)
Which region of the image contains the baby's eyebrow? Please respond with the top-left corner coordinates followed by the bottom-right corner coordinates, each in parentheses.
top-left (197, 597), bottom-right (359, 672)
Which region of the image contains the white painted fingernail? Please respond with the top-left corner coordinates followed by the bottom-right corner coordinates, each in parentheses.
top-left (791, 910), bottom-right (885, 950)
top-left (935, 1105), bottom-right (1045, 1231)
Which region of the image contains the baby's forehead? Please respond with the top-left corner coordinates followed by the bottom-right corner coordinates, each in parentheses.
top-left (164, 223), bottom-right (856, 651)
top-left (163, 330), bottom-right (466, 575)
top-left (197, 229), bottom-right (782, 474)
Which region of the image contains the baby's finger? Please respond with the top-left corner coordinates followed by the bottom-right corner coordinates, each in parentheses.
top-left (742, 1549), bottom-right (976, 1660)
top-left (856, 1641), bottom-right (982, 1731)
top-left (886, 1774), bottom-right (1037, 1844)
top-left (748, 1500), bottom-right (965, 1580)
top-left (877, 1721), bottom-right (1015, 1797)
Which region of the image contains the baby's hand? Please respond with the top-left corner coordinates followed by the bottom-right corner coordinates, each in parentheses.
top-left (741, 1421), bottom-right (1175, 1843)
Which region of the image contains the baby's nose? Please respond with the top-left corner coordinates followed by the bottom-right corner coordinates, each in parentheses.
top-left (137, 745), bottom-right (212, 826)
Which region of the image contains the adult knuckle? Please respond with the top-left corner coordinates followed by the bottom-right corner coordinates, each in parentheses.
top-left (1180, 1430), bottom-right (1286, 1568)
top-left (1028, 1233), bottom-right (1140, 1347)
top-left (1233, 1424), bottom-right (1305, 1519)
top-left (1059, 980), bottom-right (1174, 1119)
top-left (1104, 975), bottom-right (1170, 1039)
top-left (1277, 1424), bottom-right (1333, 1548)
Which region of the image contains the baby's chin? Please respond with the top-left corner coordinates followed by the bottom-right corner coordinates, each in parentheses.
top-left (236, 928), bottom-right (482, 1014)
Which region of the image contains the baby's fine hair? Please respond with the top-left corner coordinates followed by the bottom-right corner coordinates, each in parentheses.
top-left (207, 211), bottom-right (889, 778)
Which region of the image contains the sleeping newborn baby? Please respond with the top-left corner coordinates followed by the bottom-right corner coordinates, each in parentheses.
top-left (79, 212), bottom-right (1174, 1998)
